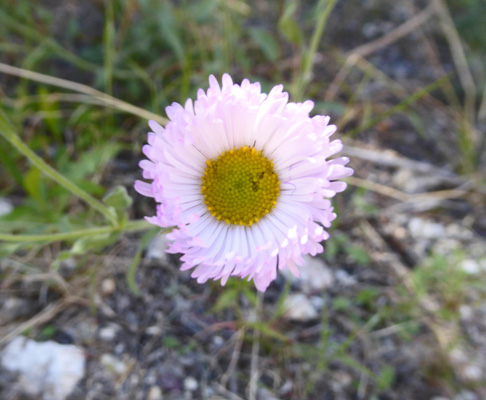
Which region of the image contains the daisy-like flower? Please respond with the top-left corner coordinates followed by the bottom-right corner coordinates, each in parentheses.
top-left (135, 74), bottom-right (353, 292)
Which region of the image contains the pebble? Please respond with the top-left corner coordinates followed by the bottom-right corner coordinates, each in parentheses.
top-left (98, 324), bottom-right (119, 341)
top-left (257, 387), bottom-right (280, 400)
top-left (334, 269), bottom-right (356, 286)
top-left (284, 255), bottom-right (334, 294)
top-left (183, 376), bottom-right (198, 391)
top-left (408, 217), bottom-right (445, 239)
top-left (1, 336), bottom-right (85, 400)
top-left (147, 385), bottom-right (164, 400)
top-left (101, 278), bottom-right (116, 295)
top-left (282, 294), bottom-right (319, 322)
top-left (145, 234), bottom-right (170, 262)
top-left (460, 259), bottom-right (483, 275)
top-left (0, 197), bottom-right (13, 216)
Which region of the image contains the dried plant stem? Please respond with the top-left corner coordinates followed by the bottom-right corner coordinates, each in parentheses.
top-left (0, 62), bottom-right (168, 125)
top-left (346, 3), bottom-right (435, 58)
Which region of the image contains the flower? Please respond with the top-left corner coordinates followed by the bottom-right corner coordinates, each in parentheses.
top-left (135, 74), bottom-right (353, 292)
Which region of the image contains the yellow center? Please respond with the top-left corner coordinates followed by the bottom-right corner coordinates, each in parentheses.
top-left (201, 146), bottom-right (280, 226)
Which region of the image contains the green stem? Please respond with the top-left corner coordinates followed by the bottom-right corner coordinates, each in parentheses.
top-left (0, 110), bottom-right (118, 225)
top-left (0, 220), bottom-right (169, 243)
top-left (292, 0), bottom-right (337, 101)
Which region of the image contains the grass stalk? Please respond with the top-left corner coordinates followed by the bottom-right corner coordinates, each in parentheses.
top-left (0, 110), bottom-right (118, 225)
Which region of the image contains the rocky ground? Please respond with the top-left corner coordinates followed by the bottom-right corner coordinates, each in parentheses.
top-left (1, 0), bottom-right (486, 399)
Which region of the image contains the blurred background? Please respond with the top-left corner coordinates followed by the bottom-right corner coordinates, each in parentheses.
top-left (0, 0), bottom-right (485, 399)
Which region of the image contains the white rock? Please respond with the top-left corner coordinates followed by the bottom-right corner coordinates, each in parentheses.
top-left (282, 294), bottom-right (319, 322)
top-left (455, 390), bottom-right (478, 400)
top-left (101, 278), bottom-right (116, 295)
top-left (99, 325), bottom-right (119, 341)
top-left (460, 259), bottom-right (483, 275)
top-left (0, 198), bottom-right (13, 217)
top-left (1, 336), bottom-right (85, 400)
top-left (257, 387), bottom-right (280, 400)
top-left (463, 365), bottom-right (483, 381)
top-left (283, 255), bottom-right (334, 294)
top-left (335, 269), bottom-right (356, 286)
top-left (184, 376), bottom-right (198, 391)
top-left (409, 217), bottom-right (445, 239)
top-left (145, 234), bottom-right (169, 262)
top-left (459, 305), bottom-right (473, 320)
top-left (147, 385), bottom-right (164, 400)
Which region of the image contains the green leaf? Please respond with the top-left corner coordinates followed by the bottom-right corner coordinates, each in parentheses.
top-left (377, 365), bottom-right (395, 391)
top-left (278, 1), bottom-right (303, 46)
top-left (103, 186), bottom-right (133, 211)
top-left (212, 289), bottom-right (238, 312)
top-left (346, 245), bottom-right (371, 265)
top-left (23, 167), bottom-right (46, 206)
top-left (38, 86), bottom-right (61, 140)
top-left (248, 27), bottom-right (279, 62)
top-left (71, 232), bottom-right (119, 255)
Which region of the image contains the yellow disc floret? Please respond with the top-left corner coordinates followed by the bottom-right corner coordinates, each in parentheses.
top-left (201, 146), bottom-right (280, 226)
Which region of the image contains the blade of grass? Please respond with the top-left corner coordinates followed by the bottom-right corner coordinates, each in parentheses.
top-left (0, 10), bottom-right (133, 80)
top-left (0, 62), bottom-right (168, 125)
top-left (0, 110), bottom-right (118, 225)
top-left (292, 0), bottom-right (337, 101)
top-left (346, 75), bottom-right (450, 137)
top-left (0, 220), bottom-right (166, 243)
top-left (126, 227), bottom-right (159, 295)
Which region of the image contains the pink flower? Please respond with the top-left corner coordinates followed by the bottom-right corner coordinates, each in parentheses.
top-left (135, 74), bottom-right (353, 292)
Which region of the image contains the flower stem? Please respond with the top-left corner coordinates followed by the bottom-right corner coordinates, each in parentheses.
top-left (0, 219), bottom-right (166, 243)
top-left (0, 110), bottom-right (118, 225)
top-left (292, 0), bottom-right (337, 101)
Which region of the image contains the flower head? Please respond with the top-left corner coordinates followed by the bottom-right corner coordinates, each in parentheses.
top-left (135, 74), bottom-right (353, 292)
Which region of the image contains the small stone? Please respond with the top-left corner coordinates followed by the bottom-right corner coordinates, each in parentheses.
top-left (146, 234), bottom-right (169, 262)
top-left (460, 259), bottom-right (481, 275)
top-left (1, 336), bottom-right (85, 400)
top-left (409, 217), bottom-right (445, 239)
top-left (146, 325), bottom-right (162, 335)
top-left (212, 336), bottom-right (224, 347)
top-left (257, 387), bottom-right (280, 400)
top-left (147, 385), bottom-right (164, 400)
top-left (98, 325), bottom-right (118, 341)
top-left (278, 380), bottom-right (293, 396)
top-left (284, 255), bottom-right (334, 294)
top-left (463, 365), bottom-right (483, 382)
top-left (0, 198), bottom-right (13, 217)
top-left (183, 376), bottom-right (198, 391)
top-left (282, 294), bottom-right (319, 322)
top-left (0, 297), bottom-right (30, 325)
top-left (335, 269), bottom-right (356, 286)
top-left (459, 305), bottom-right (473, 320)
top-left (101, 278), bottom-right (116, 295)
top-left (455, 391), bottom-right (478, 400)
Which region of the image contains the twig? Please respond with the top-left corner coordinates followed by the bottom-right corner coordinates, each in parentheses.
top-left (346, 3), bottom-right (435, 58)
top-left (248, 292), bottom-right (263, 400)
top-left (0, 296), bottom-right (85, 346)
top-left (220, 329), bottom-right (245, 388)
top-left (359, 219), bottom-right (458, 349)
top-left (343, 144), bottom-right (460, 180)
